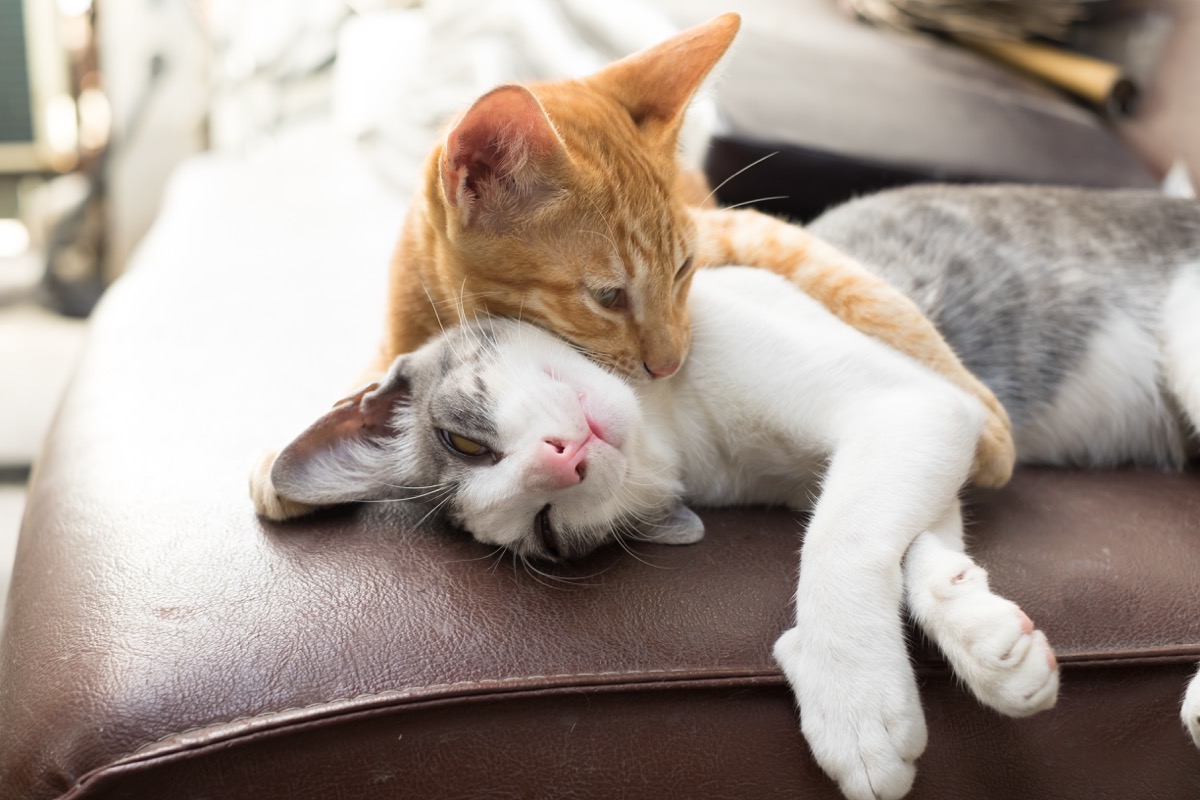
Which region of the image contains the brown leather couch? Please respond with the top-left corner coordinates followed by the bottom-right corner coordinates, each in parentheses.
top-left (3, 11), bottom-right (1200, 800)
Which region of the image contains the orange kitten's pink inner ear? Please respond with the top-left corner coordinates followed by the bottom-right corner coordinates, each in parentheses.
top-left (441, 85), bottom-right (565, 217)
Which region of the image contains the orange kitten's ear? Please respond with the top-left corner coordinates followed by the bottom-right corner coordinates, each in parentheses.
top-left (441, 85), bottom-right (567, 228)
top-left (590, 13), bottom-right (740, 144)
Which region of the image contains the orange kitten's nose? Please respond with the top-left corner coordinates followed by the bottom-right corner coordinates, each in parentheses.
top-left (643, 359), bottom-right (680, 380)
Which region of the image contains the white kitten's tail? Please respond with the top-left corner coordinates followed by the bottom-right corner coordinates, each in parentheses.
top-left (1162, 159), bottom-right (1197, 199)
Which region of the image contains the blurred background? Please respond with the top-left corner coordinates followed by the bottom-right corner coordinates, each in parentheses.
top-left (1, 0), bottom-right (1197, 612)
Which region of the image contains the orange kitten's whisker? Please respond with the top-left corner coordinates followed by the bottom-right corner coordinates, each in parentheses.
top-left (581, 228), bottom-right (620, 258)
top-left (431, 291), bottom-right (502, 306)
top-left (702, 151), bottom-right (779, 206)
top-left (721, 196), bottom-right (791, 212)
top-left (584, 195), bottom-right (619, 246)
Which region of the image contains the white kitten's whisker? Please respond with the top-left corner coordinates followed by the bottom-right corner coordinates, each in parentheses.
top-left (364, 477), bottom-right (450, 493)
top-left (422, 280), bottom-right (472, 364)
top-left (516, 555), bottom-right (577, 591)
top-left (610, 526), bottom-right (672, 569)
top-left (452, 279), bottom-right (476, 346)
top-left (701, 151), bottom-right (778, 207)
top-left (521, 555), bottom-right (610, 586)
top-left (441, 545), bottom-right (506, 566)
top-left (357, 484), bottom-right (454, 507)
top-left (421, 281), bottom-right (448, 335)
top-left (414, 491), bottom-right (456, 528)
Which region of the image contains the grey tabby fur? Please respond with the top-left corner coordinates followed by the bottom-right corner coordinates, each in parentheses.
top-left (810, 184), bottom-right (1200, 467)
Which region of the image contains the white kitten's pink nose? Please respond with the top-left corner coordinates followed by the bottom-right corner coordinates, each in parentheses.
top-left (539, 436), bottom-right (590, 487)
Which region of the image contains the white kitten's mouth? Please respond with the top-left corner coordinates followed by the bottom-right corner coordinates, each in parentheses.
top-left (533, 504), bottom-right (561, 559)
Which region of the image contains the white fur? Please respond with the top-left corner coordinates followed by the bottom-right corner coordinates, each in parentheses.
top-left (903, 500), bottom-right (1058, 717)
top-left (1015, 310), bottom-right (1189, 469)
top-left (1162, 265), bottom-right (1200, 434)
top-left (1185, 665), bottom-right (1200, 749)
top-left (650, 269), bottom-right (1018, 799)
top-left (1162, 266), bottom-right (1200, 733)
top-left (541, 267), bottom-right (1042, 799)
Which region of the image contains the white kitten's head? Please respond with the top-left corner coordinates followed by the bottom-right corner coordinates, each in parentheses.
top-left (268, 319), bottom-right (703, 560)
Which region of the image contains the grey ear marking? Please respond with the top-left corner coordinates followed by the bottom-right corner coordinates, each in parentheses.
top-left (270, 358), bottom-right (414, 505)
top-left (639, 504), bottom-right (705, 546)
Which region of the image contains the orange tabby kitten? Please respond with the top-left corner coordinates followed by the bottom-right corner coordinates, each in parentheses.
top-left (252, 13), bottom-right (1012, 520)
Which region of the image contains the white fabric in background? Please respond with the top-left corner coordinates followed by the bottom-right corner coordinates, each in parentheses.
top-left (333, 0), bottom-right (719, 198)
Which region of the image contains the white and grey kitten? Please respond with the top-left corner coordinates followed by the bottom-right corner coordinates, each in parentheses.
top-left (812, 184), bottom-right (1200, 773)
top-left (812, 184), bottom-right (1200, 469)
top-left (261, 186), bottom-right (1200, 800)
top-left (263, 266), bottom-right (1035, 800)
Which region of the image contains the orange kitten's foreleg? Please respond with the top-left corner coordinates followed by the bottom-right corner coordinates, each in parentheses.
top-left (692, 206), bottom-right (1015, 488)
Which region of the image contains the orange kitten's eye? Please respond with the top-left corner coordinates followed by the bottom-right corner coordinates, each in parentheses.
top-left (441, 430), bottom-right (491, 458)
top-left (592, 287), bottom-right (627, 310)
top-left (675, 256), bottom-right (694, 279)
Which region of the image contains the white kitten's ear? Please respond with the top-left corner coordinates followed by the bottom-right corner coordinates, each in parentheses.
top-left (639, 505), bottom-right (705, 546)
top-left (440, 85), bottom-right (568, 228)
top-left (589, 13), bottom-right (740, 144)
top-left (270, 361), bottom-right (413, 506)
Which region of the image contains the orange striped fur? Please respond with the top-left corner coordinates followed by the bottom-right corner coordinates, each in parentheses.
top-left (377, 13), bottom-right (1013, 487)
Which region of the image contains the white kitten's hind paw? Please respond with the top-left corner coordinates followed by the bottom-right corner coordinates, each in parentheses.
top-left (1183, 667), bottom-right (1200, 749)
top-left (774, 626), bottom-right (926, 800)
top-left (250, 450), bottom-right (319, 521)
top-left (916, 558), bottom-right (1058, 717)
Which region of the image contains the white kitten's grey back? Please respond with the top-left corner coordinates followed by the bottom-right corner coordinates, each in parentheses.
top-left (809, 185), bottom-right (1200, 468)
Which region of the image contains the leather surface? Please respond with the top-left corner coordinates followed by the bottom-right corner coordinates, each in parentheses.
top-left (2, 155), bottom-right (1199, 798)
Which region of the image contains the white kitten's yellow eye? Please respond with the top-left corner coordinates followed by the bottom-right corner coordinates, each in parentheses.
top-left (592, 287), bottom-right (626, 310)
top-left (441, 430), bottom-right (490, 457)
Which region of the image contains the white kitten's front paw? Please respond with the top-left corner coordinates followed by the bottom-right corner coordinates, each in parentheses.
top-left (918, 558), bottom-right (1058, 717)
top-left (774, 626), bottom-right (926, 800)
top-left (250, 450), bottom-right (319, 521)
top-left (1183, 667), bottom-right (1200, 749)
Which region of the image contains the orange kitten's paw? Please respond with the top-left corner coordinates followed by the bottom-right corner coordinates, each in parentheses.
top-left (250, 450), bottom-right (319, 521)
top-left (971, 414), bottom-right (1016, 488)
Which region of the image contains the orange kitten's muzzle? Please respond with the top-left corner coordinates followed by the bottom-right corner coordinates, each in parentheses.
top-left (641, 324), bottom-right (690, 380)
top-left (645, 356), bottom-right (681, 380)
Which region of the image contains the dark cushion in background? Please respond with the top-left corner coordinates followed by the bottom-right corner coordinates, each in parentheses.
top-left (703, 3), bottom-right (1157, 221)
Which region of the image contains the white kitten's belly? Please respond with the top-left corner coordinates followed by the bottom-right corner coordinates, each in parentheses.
top-left (654, 266), bottom-right (939, 510)
top-left (1016, 311), bottom-right (1191, 469)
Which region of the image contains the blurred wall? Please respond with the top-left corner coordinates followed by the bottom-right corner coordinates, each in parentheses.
top-left (99, 0), bottom-right (208, 281)
top-left (1119, 0), bottom-right (1200, 178)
